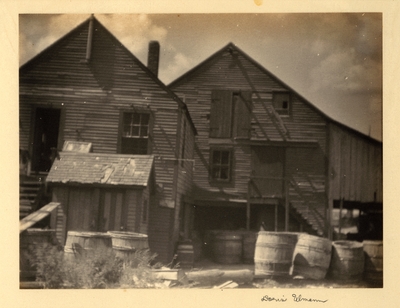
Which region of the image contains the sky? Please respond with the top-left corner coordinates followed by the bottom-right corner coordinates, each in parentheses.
top-left (19, 13), bottom-right (382, 140)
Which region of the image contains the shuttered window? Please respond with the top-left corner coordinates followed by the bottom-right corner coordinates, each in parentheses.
top-left (119, 111), bottom-right (151, 154)
top-left (209, 90), bottom-right (252, 138)
top-left (233, 92), bottom-right (252, 138)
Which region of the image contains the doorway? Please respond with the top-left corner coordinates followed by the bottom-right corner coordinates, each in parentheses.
top-left (31, 108), bottom-right (61, 173)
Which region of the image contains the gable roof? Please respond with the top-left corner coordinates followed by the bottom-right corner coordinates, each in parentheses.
top-left (46, 152), bottom-right (154, 186)
top-left (20, 15), bottom-right (197, 135)
top-left (169, 42), bottom-right (381, 144)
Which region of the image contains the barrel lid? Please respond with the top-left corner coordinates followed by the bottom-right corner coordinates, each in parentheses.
top-left (107, 231), bottom-right (148, 239)
top-left (67, 231), bottom-right (111, 238)
top-left (363, 240), bottom-right (383, 246)
top-left (333, 240), bottom-right (363, 249)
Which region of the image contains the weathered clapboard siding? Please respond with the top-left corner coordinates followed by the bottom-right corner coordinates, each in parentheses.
top-left (20, 16), bottom-right (196, 263)
top-left (328, 122), bottom-right (382, 203)
top-left (171, 45), bottom-right (328, 208)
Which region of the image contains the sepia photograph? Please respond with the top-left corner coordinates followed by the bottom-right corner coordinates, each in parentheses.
top-left (2, 1), bottom-right (399, 307)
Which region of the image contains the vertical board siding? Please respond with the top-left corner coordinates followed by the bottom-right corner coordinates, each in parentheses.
top-left (139, 186), bottom-right (150, 234)
top-left (125, 190), bottom-right (139, 232)
top-left (328, 123), bottom-right (382, 203)
top-left (148, 193), bottom-right (174, 263)
top-left (52, 186), bottom-right (69, 245)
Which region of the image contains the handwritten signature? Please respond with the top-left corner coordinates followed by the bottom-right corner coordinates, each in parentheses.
top-left (261, 294), bottom-right (328, 303)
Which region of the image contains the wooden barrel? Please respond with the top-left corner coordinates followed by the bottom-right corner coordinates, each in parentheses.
top-left (20, 229), bottom-right (58, 280)
top-left (213, 233), bottom-right (243, 264)
top-left (177, 241), bottom-right (195, 267)
top-left (191, 233), bottom-right (203, 262)
top-left (292, 234), bottom-right (332, 280)
top-left (203, 230), bottom-right (221, 259)
top-left (242, 231), bottom-right (258, 264)
top-left (329, 240), bottom-right (365, 281)
top-left (107, 231), bottom-right (149, 261)
top-left (363, 240), bottom-right (383, 284)
top-left (64, 231), bottom-right (111, 261)
top-left (254, 231), bottom-right (298, 277)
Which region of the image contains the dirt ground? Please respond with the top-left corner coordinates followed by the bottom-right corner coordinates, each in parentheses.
top-left (179, 259), bottom-right (382, 289)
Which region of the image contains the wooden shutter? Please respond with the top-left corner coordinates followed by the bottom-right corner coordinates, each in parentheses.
top-left (210, 90), bottom-right (232, 138)
top-left (234, 91), bottom-right (252, 138)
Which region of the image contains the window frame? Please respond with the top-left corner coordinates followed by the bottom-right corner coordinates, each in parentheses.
top-left (118, 109), bottom-right (152, 155)
top-left (272, 91), bottom-right (291, 117)
top-left (209, 147), bottom-right (233, 182)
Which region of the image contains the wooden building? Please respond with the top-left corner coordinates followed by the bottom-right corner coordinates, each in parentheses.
top-left (169, 43), bottom-right (382, 240)
top-left (19, 16), bottom-right (196, 263)
top-left (46, 152), bottom-right (155, 245)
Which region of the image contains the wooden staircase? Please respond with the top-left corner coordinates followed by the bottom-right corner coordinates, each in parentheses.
top-left (19, 176), bottom-right (46, 220)
top-left (287, 176), bottom-right (327, 236)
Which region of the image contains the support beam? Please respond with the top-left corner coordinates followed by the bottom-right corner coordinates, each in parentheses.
top-left (274, 203), bottom-right (278, 231)
top-left (246, 181), bottom-right (250, 230)
top-left (285, 179), bottom-right (289, 231)
top-left (338, 198), bottom-right (343, 236)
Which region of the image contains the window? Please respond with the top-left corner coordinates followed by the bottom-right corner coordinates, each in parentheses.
top-left (209, 90), bottom-right (252, 138)
top-left (120, 112), bottom-right (150, 154)
top-left (272, 92), bottom-right (291, 116)
top-left (210, 149), bottom-right (232, 181)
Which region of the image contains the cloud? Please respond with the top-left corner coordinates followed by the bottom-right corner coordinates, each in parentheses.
top-left (19, 14), bottom-right (88, 66)
top-left (161, 51), bottom-right (196, 83)
top-left (310, 48), bottom-right (381, 94)
top-left (96, 14), bottom-right (168, 63)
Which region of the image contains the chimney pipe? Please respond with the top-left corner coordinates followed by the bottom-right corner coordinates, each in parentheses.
top-left (85, 14), bottom-right (94, 62)
top-left (147, 41), bottom-right (160, 77)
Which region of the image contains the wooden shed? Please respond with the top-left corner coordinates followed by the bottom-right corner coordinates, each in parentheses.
top-left (19, 15), bottom-right (196, 263)
top-left (170, 43), bottom-right (382, 241)
top-left (46, 152), bottom-right (155, 245)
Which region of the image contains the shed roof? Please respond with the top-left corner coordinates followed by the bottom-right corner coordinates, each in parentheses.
top-left (46, 152), bottom-right (154, 186)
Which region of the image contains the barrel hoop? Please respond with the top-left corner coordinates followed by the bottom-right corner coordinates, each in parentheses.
top-left (113, 246), bottom-right (136, 252)
top-left (295, 244), bottom-right (331, 254)
top-left (254, 260), bottom-right (292, 265)
top-left (337, 257), bottom-right (364, 261)
top-left (256, 243), bottom-right (295, 249)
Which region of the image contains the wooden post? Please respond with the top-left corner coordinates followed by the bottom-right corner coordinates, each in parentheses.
top-left (274, 203), bottom-right (278, 232)
top-left (338, 198), bottom-right (343, 236)
top-left (246, 181), bottom-right (251, 230)
top-left (327, 198), bottom-right (334, 240)
top-left (285, 178), bottom-right (289, 232)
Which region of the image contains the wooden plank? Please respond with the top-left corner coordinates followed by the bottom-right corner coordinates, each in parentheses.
top-left (19, 202), bottom-right (60, 233)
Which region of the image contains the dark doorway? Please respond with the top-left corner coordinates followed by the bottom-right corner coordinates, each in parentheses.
top-left (31, 108), bottom-right (61, 173)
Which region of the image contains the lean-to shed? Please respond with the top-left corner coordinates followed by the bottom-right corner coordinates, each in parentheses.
top-left (46, 152), bottom-right (155, 245)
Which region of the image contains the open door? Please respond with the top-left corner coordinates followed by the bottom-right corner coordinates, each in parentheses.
top-left (31, 108), bottom-right (61, 173)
